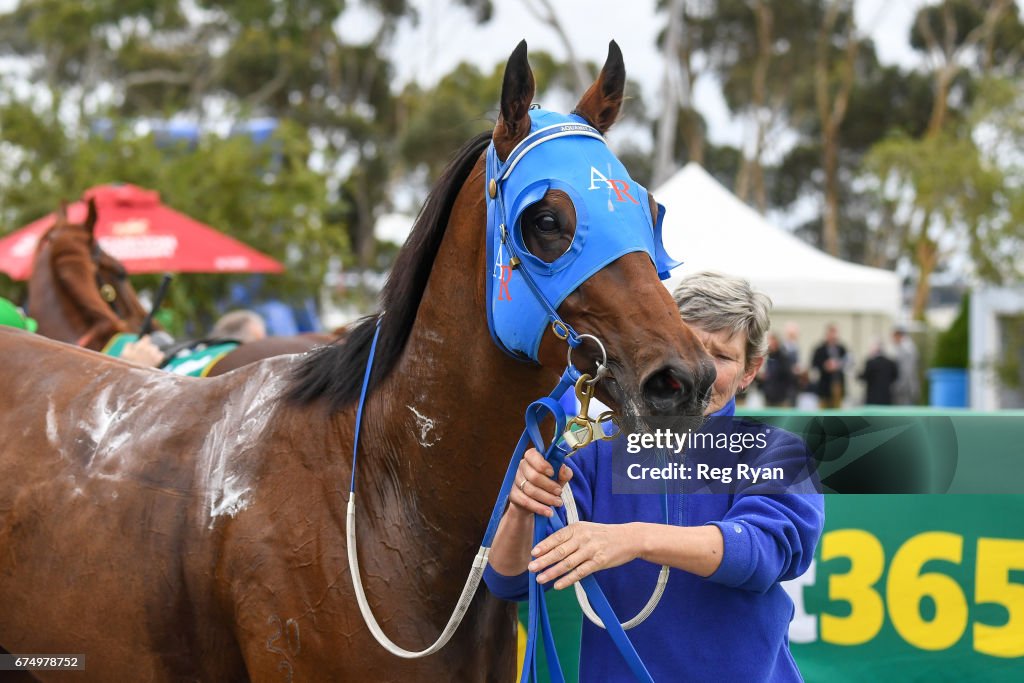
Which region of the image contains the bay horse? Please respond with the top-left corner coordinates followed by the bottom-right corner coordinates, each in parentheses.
top-left (0, 42), bottom-right (713, 681)
top-left (25, 198), bottom-right (324, 375)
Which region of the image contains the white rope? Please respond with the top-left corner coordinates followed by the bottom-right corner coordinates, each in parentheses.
top-left (561, 483), bottom-right (669, 629)
top-left (347, 494), bottom-right (489, 657)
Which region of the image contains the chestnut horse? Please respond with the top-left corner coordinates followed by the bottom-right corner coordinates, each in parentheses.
top-left (28, 199), bottom-right (148, 351)
top-left (0, 42), bottom-right (713, 681)
top-left (25, 199), bottom-right (324, 375)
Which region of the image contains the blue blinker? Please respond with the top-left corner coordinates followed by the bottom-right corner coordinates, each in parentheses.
top-left (485, 109), bottom-right (680, 362)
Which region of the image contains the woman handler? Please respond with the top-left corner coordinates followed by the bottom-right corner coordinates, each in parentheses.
top-left (485, 272), bottom-right (824, 682)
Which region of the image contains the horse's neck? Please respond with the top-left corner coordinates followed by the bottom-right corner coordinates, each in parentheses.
top-left (28, 242), bottom-right (88, 343)
top-left (30, 231), bottom-right (133, 349)
top-left (354, 172), bottom-right (555, 544)
top-left (361, 306), bottom-right (551, 527)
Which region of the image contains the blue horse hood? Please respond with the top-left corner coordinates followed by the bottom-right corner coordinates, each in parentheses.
top-left (485, 110), bottom-right (680, 361)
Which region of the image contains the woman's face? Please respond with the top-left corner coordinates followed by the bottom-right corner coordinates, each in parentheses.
top-left (690, 325), bottom-right (763, 415)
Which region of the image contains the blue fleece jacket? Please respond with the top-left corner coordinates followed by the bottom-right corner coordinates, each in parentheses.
top-left (484, 400), bottom-right (824, 682)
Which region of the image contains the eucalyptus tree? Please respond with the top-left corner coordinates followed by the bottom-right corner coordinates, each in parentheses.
top-left (865, 0), bottom-right (1024, 319)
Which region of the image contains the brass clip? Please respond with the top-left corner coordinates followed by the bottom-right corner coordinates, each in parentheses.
top-left (562, 374), bottom-right (597, 451)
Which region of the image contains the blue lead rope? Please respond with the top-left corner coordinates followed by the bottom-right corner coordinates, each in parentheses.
top-left (350, 319), bottom-right (652, 682)
top-left (350, 317), bottom-right (383, 494)
top-left (518, 399), bottom-right (654, 683)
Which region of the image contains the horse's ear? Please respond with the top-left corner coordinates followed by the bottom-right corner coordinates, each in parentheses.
top-left (84, 198), bottom-right (98, 236)
top-left (573, 40), bottom-right (625, 135)
top-left (494, 40), bottom-right (535, 160)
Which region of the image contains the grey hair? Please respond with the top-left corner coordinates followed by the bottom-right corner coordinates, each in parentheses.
top-left (672, 271), bottom-right (772, 368)
top-left (211, 309), bottom-right (265, 342)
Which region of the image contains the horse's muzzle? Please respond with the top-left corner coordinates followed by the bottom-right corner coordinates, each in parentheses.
top-left (641, 361), bottom-right (715, 417)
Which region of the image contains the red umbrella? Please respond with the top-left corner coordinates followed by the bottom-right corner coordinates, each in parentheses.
top-left (0, 183), bottom-right (285, 280)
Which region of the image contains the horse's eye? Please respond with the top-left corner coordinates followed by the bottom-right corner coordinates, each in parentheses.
top-left (533, 213), bottom-right (560, 234)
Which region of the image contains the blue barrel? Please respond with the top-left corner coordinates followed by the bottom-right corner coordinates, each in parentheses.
top-left (928, 368), bottom-right (969, 407)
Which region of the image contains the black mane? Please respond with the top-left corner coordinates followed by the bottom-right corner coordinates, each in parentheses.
top-left (285, 131), bottom-right (492, 411)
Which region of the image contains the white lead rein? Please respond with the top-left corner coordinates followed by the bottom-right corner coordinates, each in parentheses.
top-left (561, 483), bottom-right (670, 629)
top-left (346, 478), bottom-right (670, 658)
top-left (347, 494), bottom-right (490, 658)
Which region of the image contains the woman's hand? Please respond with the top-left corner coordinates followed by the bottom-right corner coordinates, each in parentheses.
top-left (487, 448), bottom-right (573, 577)
top-left (529, 521), bottom-right (641, 590)
top-left (509, 447), bottom-right (572, 518)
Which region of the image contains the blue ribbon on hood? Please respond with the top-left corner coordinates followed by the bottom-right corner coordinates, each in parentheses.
top-left (485, 109), bottom-right (680, 362)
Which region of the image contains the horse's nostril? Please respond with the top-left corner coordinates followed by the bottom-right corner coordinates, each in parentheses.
top-left (642, 366), bottom-right (693, 415)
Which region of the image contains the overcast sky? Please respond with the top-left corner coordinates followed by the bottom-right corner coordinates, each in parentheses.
top-left (344, 0), bottom-right (926, 147)
top-left (0, 0), bottom-right (925, 148)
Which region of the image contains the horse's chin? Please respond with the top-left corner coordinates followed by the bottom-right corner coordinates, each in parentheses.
top-left (598, 375), bottom-right (708, 437)
top-left (618, 412), bottom-right (707, 438)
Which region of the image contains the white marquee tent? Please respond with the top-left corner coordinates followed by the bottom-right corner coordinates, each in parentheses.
top-left (658, 163), bottom-right (899, 315)
top-left (655, 163), bottom-right (902, 397)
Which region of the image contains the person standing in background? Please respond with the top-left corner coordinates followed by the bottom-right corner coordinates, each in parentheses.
top-left (858, 340), bottom-right (899, 405)
top-left (758, 332), bottom-right (797, 407)
top-left (891, 326), bottom-right (920, 405)
top-left (811, 324), bottom-right (850, 409)
top-left (782, 321), bottom-right (805, 405)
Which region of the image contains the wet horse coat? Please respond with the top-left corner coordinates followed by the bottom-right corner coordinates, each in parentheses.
top-left (2, 330), bottom-right (528, 680)
top-left (0, 42), bottom-right (714, 680)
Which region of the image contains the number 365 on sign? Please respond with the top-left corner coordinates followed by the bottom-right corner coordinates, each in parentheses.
top-left (785, 529), bottom-right (1024, 657)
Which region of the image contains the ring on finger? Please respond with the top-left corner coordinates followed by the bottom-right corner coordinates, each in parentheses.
top-left (518, 478), bottom-right (528, 492)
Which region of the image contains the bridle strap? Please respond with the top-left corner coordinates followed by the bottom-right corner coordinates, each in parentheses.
top-left (498, 123), bottom-right (604, 183)
top-left (75, 328), bottom-right (100, 348)
top-left (90, 242), bottom-right (124, 315)
top-left (485, 121), bottom-right (605, 361)
top-left (499, 224), bottom-right (583, 350)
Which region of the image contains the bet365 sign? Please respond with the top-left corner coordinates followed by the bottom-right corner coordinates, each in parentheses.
top-left (786, 496), bottom-right (1024, 681)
